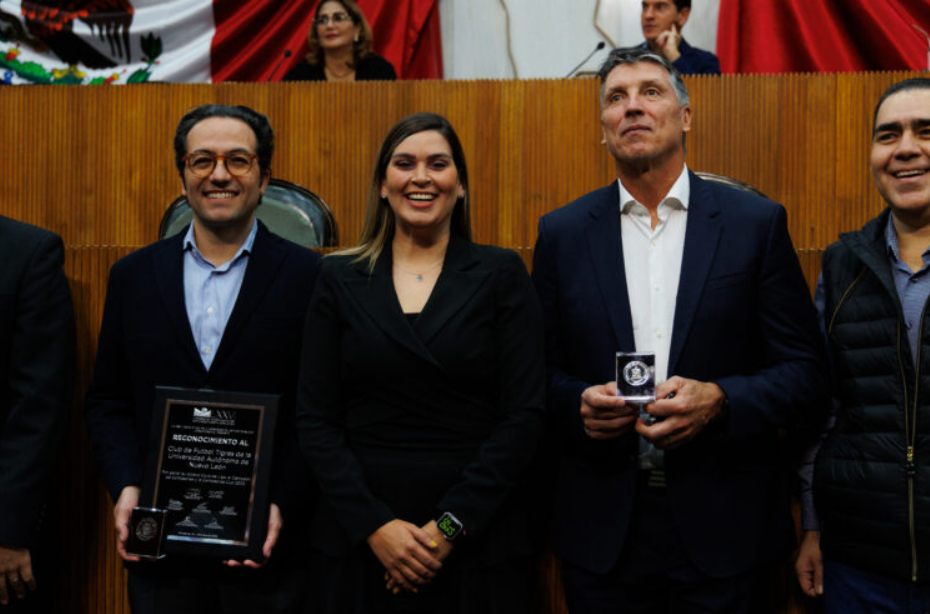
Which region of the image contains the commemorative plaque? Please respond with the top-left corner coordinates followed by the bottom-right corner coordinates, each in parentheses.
top-left (128, 387), bottom-right (279, 561)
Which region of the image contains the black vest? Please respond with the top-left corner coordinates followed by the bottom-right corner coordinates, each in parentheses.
top-left (817, 209), bottom-right (930, 582)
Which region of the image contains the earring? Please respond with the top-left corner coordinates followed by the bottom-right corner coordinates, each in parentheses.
top-left (380, 191), bottom-right (387, 199)
top-left (355, 34), bottom-right (360, 43)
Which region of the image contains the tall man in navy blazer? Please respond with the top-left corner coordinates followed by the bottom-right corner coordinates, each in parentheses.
top-left (532, 48), bottom-right (826, 612)
top-left (85, 105), bottom-right (321, 614)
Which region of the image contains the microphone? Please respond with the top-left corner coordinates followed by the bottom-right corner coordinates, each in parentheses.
top-left (268, 49), bottom-right (293, 82)
top-left (566, 41), bottom-right (606, 78)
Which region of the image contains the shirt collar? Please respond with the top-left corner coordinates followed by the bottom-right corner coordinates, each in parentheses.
top-left (885, 214), bottom-right (901, 262)
top-left (885, 213), bottom-right (930, 268)
top-left (183, 219), bottom-right (258, 268)
top-left (618, 164), bottom-right (690, 215)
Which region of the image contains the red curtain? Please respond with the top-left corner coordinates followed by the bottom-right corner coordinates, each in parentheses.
top-left (717, 0), bottom-right (930, 74)
top-left (211, 0), bottom-right (442, 82)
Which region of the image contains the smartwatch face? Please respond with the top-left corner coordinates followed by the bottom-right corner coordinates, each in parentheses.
top-left (437, 513), bottom-right (462, 540)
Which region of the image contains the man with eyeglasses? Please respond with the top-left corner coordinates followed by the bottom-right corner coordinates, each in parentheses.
top-left (85, 104), bottom-right (321, 614)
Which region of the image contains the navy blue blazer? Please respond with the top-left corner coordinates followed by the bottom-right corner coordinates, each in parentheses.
top-left (636, 39), bottom-right (721, 75)
top-left (85, 223), bottom-right (320, 558)
top-left (532, 172), bottom-right (826, 577)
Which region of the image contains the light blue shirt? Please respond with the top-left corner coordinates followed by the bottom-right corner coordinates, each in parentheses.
top-left (182, 221), bottom-right (257, 370)
top-left (885, 215), bottom-right (930, 368)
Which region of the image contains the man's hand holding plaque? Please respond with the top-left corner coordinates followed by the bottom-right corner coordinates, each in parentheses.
top-left (117, 486), bottom-right (143, 562)
top-left (223, 503), bottom-right (281, 568)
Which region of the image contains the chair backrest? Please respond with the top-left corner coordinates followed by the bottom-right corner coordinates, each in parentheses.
top-left (158, 178), bottom-right (339, 247)
top-left (695, 171), bottom-right (769, 200)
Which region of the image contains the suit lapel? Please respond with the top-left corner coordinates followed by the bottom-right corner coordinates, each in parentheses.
top-left (585, 181), bottom-right (636, 353)
top-left (415, 236), bottom-right (488, 346)
top-left (668, 172), bottom-right (722, 375)
top-left (152, 233), bottom-right (205, 375)
top-left (212, 223), bottom-right (285, 370)
top-left (344, 248), bottom-right (445, 370)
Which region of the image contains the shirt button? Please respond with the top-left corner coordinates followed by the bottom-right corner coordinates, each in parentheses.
top-left (204, 346), bottom-right (212, 354)
top-left (207, 306), bottom-right (215, 315)
top-left (656, 332), bottom-right (663, 339)
top-left (653, 285), bottom-right (660, 291)
top-left (907, 322), bottom-right (914, 330)
top-left (651, 240), bottom-right (657, 247)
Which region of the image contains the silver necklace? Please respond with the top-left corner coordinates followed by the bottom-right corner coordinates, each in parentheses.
top-left (394, 259), bottom-right (443, 282)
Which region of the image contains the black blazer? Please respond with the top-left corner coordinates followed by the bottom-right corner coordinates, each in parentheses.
top-left (297, 237), bottom-right (545, 564)
top-left (0, 216), bottom-right (75, 547)
top-left (85, 223), bottom-right (320, 555)
top-left (532, 172), bottom-right (828, 576)
top-left (282, 53), bottom-right (397, 81)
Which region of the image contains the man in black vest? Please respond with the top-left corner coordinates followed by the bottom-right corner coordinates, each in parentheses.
top-left (796, 78), bottom-right (930, 612)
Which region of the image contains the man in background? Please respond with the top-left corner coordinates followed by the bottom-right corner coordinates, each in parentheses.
top-left (0, 216), bottom-right (75, 611)
top-left (640, 0), bottom-right (720, 75)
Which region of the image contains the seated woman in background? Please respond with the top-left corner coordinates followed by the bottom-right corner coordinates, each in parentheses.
top-left (284, 0), bottom-right (396, 82)
top-left (297, 112), bottom-right (545, 613)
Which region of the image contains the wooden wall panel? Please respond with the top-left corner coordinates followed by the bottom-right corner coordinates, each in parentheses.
top-left (13, 73), bottom-right (911, 613)
top-left (0, 71), bottom-right (919, 252)
top-left (59, 246), bottom-right (137, 614)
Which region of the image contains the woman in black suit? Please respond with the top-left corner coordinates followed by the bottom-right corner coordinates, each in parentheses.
top-left (297, 112), bottom-right (545, 613)
top-left (283, 0), bottom-right (396, 82)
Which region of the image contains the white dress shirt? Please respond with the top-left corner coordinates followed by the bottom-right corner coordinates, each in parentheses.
top-left (619, 165), bottom-right (690, 469)
top-left (619, 165), bottom-right (690, 382)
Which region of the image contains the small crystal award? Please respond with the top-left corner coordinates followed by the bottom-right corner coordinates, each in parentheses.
top-left (616, 352), bottom-right (656, 404)
top-left (127, 507), bottom-right (168, 559)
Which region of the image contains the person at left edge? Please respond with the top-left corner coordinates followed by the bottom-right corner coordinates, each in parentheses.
top-left (84, 104), bottom-right (321, 614)
top-left (0, 216), bottom-right (75, 612)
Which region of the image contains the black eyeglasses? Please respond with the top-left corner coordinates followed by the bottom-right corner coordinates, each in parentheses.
top-left (184, 153), bottom-right (257, 178)
top-left (314, 12), bottom-right (351, 26)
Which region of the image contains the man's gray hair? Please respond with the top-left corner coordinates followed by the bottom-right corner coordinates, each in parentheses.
top-left (597, 47), bottom-right (690, 107)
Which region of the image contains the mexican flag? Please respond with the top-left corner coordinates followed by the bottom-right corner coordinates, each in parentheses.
top-left (0, 0), bottom-right (441, 85)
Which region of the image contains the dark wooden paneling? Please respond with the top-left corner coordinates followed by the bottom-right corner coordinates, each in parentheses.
top-left (0, 73), bottom-right (918, 252)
